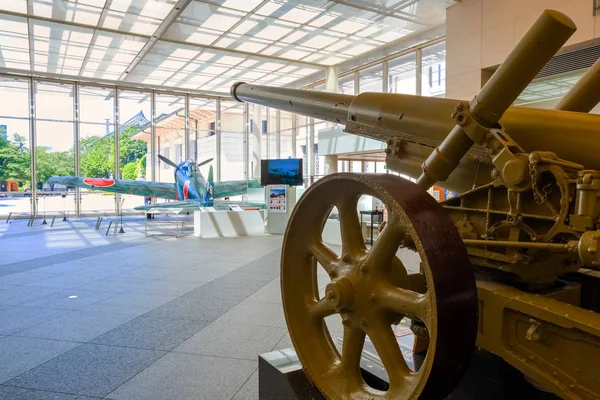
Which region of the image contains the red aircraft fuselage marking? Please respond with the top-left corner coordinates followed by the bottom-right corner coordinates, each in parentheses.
top-left (183, 181), bottom-right (190, 200)
top-left (83, 178), bottom-right (115, 187)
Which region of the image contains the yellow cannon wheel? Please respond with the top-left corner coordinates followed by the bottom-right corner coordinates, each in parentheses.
top-left (281, 173), bottom-right (478, 399)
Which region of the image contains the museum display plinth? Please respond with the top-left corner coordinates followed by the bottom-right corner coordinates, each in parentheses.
top-left (258, 348), bottom-right (388, 400)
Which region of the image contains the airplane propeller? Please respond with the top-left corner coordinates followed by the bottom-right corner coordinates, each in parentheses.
top-left (197, 158), bottom-right (214, 167)
top-left (158, 154), bottom-right (214, 171)
top-left (158, 154), bottom-right (178, 169)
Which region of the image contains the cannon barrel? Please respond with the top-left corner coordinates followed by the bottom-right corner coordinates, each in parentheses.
top-left (554, 57), bottom-right (600, 112)
top-left (230, 84), bottom-right (600, 173)
top-left (230, 82), bottom-right (352, 124)
top-left (416, 9), bottom-right (576, 188)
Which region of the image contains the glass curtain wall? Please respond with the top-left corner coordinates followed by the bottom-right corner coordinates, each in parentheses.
top-left (34, 81), bottom-right (76, 215)
top-left (189, 97), bottom-right (217, 181)
top-left (155, 94), bottom-right (185, 183)
top-left (221, 101), bottom-right (244, 181)
top-left (359, 64), bottom-right (383, 93)
top-left (338, 73), bottom-right (355, 94)
top-left (0, 77), bottom-right (31, 216)
top-left (421, 42), bottom-right (446, 97)
top-left (296, 114), bottom-right (310, 187)
top-left (388, 52), bottom-right (417, 94)
top-left (78, 85), bottom-right (115, 214)
top-left (268, 109), bottom-right (277, 159)
top-left (118, 90), bottom-right (151, 210)
top-left (280, 111), bottom-right (294, 159)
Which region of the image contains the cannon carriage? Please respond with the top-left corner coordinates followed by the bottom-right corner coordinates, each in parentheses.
top-left (232, 10), bottom-right (600, 400)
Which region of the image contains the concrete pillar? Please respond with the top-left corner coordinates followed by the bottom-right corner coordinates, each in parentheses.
top-left (325, 155), bottom-right (338, 175)
top-left (250, 104), bottom-right (262, 178)
top-left (323, 66), bottom-right (340, 177)
top-left (325, 66), bottom-right (338, 93)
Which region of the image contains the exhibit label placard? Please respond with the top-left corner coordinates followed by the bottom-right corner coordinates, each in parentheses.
top-left (269, 185), bottom-right (287, 213)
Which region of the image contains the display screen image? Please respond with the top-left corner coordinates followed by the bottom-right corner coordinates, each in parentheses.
top-left (261, 158), bottom-right (303, 186)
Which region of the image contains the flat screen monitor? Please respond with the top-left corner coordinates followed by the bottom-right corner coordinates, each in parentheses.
top-left (261, 158), bottom-right (303, 186)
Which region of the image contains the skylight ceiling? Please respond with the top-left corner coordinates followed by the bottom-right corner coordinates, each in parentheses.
top-left (0, 0), bottom-right (456, 94)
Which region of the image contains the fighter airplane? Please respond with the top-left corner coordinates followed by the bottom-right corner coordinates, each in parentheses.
top-left (49, 155), bottom-right (264, 211)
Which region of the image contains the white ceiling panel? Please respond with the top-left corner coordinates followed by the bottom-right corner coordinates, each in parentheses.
top-left (0, 0), bottom-right (455, 92)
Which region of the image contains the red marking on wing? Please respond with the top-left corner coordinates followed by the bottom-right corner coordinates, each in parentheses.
top-left (83, 178), bottom-right (116, 187)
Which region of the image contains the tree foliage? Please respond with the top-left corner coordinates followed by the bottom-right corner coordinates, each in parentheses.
top-left (0, 134), bottom-right (31, 187)
top-left (121, 162), bottom-right (138, 180)
top-left (0, 122), bottom-right (148, 190)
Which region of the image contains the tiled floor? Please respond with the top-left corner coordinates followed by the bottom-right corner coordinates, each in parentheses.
top-left (0, 217), bottom-right (301, 400)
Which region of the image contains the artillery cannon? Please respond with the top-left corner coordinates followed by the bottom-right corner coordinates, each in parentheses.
top-left (232, 10), bottom-right (600, 400)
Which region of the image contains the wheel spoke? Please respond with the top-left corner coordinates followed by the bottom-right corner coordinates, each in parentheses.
top-left (379, 286), bottom-right (430, 322)
top-left (366, 218), bottom-right (406, 272)
top-left (308, 297), bottom-right (338, 320)
top-left (309, 240), bottom-right (339, 274)
top-left (367, 321), bottom-right (412, 387)
top-left (337, 196), bottom-right (366, 257)
top-left (340, 325), bottom-right (366, 375)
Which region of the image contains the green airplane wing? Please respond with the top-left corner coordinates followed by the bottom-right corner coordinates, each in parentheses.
top-left (48, 176), bottom-right (178, 200)
top-left (134, 200), bottom-right (201, 211)
top-left (213, 179), bottom-right (261, 198)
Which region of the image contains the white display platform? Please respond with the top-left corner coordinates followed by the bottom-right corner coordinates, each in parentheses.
top-left (194, 210), bottom-right (265, 238)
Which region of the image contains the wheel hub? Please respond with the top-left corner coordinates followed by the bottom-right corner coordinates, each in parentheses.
top-left (325, 278), bottom-right (354, 309)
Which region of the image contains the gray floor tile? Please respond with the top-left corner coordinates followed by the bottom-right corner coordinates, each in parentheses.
top-left (246, 278), bottom-right (281, 304)
top-left (0, 272), bottom-right (59, 287)
top-left (4, 344), bottom-right (165, 398)
top-left (80, 293), bottom-right (177, 316)
top-left (21, 290), bottom-right (116, 311)
top-left (0, 386), bottom-right (32, 399)
top-left (0, 307), bottom-right (71, 335)
top-left (112, 267), bottom-right (178, 280)
top-left (144, 292), bottom-right (239, 321)
top-left (76, 277), bottom-right (203, 297)
top-left (0, 287), bottom-right (62, 306)
top-left (164, 268), bottom-right (228, 283)
top-left (0, 336), bottom-right (80, 384)
top-left (174, 319), bottom-right (286, 360)
top-left (232, 370), bottom-right (258, 400)
top-left (17, 311), bottom-right (136, 342)
top-left (271, 333), bottom-right (293, 352)
top-left (106, 352), bottom-right (256, 400)
top-left (91, 316), bottom-right (209, 351)
top-left (6, 390), bottom-right (101, 399)
top-left (217, 301), bottom-right (286, 328)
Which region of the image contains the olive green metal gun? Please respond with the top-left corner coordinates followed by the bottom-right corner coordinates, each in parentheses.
top-left (232, 10), bottom-right (600, 400)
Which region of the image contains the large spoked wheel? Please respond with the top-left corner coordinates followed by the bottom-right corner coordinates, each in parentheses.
top-left (281, 173), bottom-right (478, 400)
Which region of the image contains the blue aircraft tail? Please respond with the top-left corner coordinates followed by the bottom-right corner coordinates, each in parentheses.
top-left (202, 165), bottom-right (214, 206)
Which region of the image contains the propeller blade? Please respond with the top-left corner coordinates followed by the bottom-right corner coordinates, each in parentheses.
top-left (197, 158), bottom-right (214, 167)
top-left (158, 154), bottom-right (178, 169)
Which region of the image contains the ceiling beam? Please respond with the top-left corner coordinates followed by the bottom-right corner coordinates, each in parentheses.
top-left (0, 68), bottom-right (233, 99)
top-left (0, 9), bottom-right (324, 69)
top-left (120, 0), bottom-right (193, 81)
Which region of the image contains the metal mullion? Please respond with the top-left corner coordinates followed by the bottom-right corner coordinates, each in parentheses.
top-left (291, 114), bottom-right (297, 158)
top-left (216, 98), bottom-right (221, 182)
top-left (243, 102), bottom-right (249, 181)
top-left (416, 47), bottom-right (423, 96)
top-left (113, 87), bottom-right (120, 215)
top-left (354, 71), bottom-right (359, 95)
top-left (184, 94), bottom-right (190, 160)
top-left (276, 110), bottom-right (281, 159)
top-left (382, 60), bottom-right (389, 93)
top-left (151, 91), bottom-right (156, 182)
top-left (29, 77), bottom-right (36, 216)
top-left (74, 82), bottom-right (81, 217)
top-left (265, 107), bottom-right (270, 159)
top-left (309, 118), bottom-right (315, 184)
